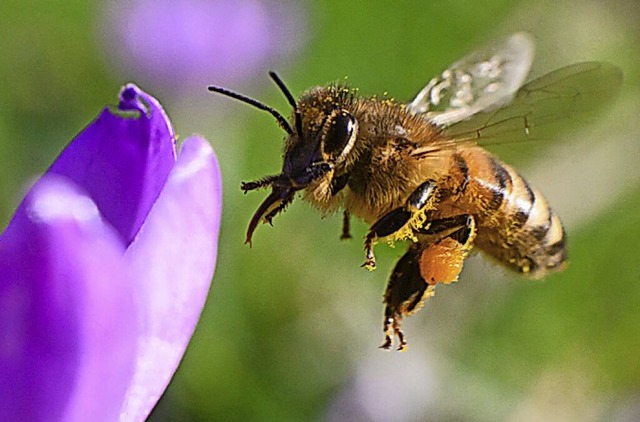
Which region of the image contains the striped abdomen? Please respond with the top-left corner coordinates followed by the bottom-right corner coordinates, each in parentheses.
top-left (440, 147), bottom-right (567, 278)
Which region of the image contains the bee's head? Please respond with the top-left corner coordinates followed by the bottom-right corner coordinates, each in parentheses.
top-left (283, 102), bottom-right (359, 180)
top-left (208, 73), bottom-right (358, 245)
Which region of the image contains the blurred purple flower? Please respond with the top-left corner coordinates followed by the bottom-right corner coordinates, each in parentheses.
top-left (0, 84), bottom-right (222, 420)
top-left (101, 0), bottom-right (306, 93)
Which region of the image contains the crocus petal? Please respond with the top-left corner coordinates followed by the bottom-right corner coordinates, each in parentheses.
top-left (0, 176), bottom-right (137, 421)
top-left (120, 136), bottom-right (221, 420)
top-left (1, 84), bottom-right (219, 421)
top-left (44, 84), bottom-right (177, 246)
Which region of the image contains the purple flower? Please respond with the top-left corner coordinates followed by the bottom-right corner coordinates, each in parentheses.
top-left (100, 0), bottom-right (306, 93)
top-left (0, 84), bottom-right (222, 420)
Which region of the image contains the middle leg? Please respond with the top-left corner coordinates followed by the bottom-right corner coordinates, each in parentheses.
top-left (363, 180), bottom-right (438, 270)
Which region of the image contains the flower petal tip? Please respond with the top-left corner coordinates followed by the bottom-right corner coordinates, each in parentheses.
top-left (174, 136), bottom-right (220, 181)
top-left (118, 83), bottom-right (151, 116)
top-left (119, 84), bottom-right (139, 102)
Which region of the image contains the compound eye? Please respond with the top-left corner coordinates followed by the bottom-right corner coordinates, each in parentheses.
top-left (321, 111), bottom-right (358, 162)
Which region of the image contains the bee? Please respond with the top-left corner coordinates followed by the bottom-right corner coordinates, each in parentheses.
top-left (209, 33), bottom-right (623, 351)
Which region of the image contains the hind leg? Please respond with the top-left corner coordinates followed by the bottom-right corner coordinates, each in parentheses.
top-left (381, 215), bottom-right (476, 351)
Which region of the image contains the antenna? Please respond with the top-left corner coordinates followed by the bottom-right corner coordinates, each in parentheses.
top-left (269, 71), bottom-right (304, 139)
top-left (207, 84), bottom-right (294, 136)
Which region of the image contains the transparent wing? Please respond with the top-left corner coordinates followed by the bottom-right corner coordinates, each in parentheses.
top-left (442, 61), bottom-right (624, 146)
top-left (407, 32), bottom-right (535, 126)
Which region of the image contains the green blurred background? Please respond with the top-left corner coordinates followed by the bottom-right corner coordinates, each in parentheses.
top-left (2, 0), bottom-right (640, 420)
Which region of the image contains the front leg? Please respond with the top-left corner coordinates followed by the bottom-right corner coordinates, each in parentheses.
top-left (363, 180), bottom-right (438, 270)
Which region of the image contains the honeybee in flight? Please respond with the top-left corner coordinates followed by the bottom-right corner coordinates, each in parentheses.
top-left (209, 33), bottom-right (622, 351)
